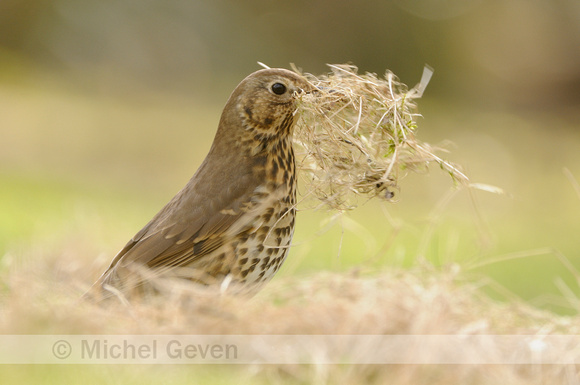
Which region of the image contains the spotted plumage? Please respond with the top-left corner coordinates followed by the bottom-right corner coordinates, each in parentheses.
top-left (89, 68), bottom-right (312, 299)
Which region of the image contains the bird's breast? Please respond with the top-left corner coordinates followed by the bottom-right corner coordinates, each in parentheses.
top-left (225, 138), bottom-right (296, 288)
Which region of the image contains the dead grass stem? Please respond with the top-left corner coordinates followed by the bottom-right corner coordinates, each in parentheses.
top-left (292, 64), bottom-right (468, 211)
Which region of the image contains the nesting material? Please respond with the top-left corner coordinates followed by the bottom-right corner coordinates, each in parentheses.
top-left (293, 64), bottom-right (468, 210)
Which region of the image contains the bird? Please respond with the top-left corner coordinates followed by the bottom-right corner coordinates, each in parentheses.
top-left (89, 68), bottom-right (312, 300)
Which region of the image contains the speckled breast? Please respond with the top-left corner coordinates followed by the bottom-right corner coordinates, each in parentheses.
top-left (231, 139), bottom-right (297, 287)
top-left (190, 136), bottom-right (297, 291)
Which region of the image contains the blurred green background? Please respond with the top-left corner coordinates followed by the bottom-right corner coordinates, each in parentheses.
top-left (1, 0), bottom-right (579, 313)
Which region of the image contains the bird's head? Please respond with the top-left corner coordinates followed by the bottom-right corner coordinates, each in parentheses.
top-left (220, 68), bottom-right (313, 142)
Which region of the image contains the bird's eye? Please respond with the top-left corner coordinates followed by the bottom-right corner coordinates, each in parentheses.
top-left (271, 82), bottom-right (287, 95)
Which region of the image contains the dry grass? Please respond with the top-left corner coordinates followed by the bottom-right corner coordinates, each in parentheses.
top-left (2, 252), bottom-right (579, 384)
top-left (292, 64), bottom-right (468, 210)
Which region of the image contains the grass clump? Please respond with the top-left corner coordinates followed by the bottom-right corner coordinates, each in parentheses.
top-left (2, 255), bottom-right (580, 384)
top-left (292, 64), bottom-right (468, 210)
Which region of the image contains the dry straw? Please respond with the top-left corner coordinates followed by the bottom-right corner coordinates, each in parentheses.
top-left (3, 256), bottom-right (580, 384)
top-left (292, 64), bottom-right (468, 210)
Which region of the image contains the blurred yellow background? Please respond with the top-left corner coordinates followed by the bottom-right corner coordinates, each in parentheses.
top-left (1, 0), bottom-right (579, 313)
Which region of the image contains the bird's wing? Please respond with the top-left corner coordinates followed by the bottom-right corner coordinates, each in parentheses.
top-left (100, 167), bottom-right (273, 283)
top-left (112, 207), bottom-right (236, 272)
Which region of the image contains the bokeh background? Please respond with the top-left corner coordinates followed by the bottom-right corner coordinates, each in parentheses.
top-left (1, 0), bottom-right (579, 313)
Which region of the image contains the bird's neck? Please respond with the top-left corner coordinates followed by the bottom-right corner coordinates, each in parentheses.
top-left (265, 135), bottom-right (296, 198)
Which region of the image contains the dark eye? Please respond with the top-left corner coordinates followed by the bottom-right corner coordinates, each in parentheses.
top-left (271, 82), bottom-right (287, 95)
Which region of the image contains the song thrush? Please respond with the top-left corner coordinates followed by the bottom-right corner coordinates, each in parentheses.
top-left (91, 68), bottom-right (312, 298)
